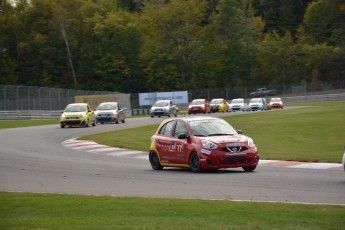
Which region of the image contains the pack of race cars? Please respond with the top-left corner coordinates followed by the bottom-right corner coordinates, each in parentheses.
top-left (60, 101), bottom-right (126, 128)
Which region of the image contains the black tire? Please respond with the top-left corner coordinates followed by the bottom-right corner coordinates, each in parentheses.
top-left (115, 119), bottom-right (119, 124)
top-left (189, 152), bottom-right (202, 173)
top-left (149, 151), bottom-right (163, 170)
top-left (60, 123), bottom-right (65, 128)
top-left (122, 118), bottom-right (125, 123)
top-left (242, 166), bottom-right (257, 172)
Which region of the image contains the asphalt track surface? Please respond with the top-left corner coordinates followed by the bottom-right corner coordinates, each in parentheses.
top-left (1, 109), bottom-right (344, 205)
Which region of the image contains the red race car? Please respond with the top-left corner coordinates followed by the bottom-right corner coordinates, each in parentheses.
top-left (149, 116), bottom-right (259, 172)
top-left (188, 99), bottom-right (211, 114)
top-left (269, 97), bottom-right (284, 109)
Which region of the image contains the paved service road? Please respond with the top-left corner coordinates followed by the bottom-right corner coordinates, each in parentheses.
top-left (1, 112), bottom-right (344, 205)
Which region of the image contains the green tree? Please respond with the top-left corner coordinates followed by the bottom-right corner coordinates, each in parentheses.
top-left (256, 31), bottom-right (302, 86)
top-left (209, 0), bottom-right (264, 87)
top-left (139, 0), bottom-right (209, 91)
top-left (302, 0), bottom-right (345, 46)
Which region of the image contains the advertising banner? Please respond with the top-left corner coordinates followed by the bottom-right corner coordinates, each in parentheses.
top-left (139, 91), bottom-right (188, 106)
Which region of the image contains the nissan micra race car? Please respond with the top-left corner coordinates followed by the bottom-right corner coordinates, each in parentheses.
top-left (149, 116), bottom-right (259, 172)
top-left (210, 98), bottom-right (229, 113)
top-left (95, 102), bottom-right (125, 124)
top-left (60, 103), bottom-right (96, 128)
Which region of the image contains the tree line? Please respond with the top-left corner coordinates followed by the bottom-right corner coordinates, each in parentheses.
top-left (1, 0), bottom-right (344, 93)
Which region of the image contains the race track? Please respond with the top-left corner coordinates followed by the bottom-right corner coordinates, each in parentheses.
top-left (1, 111), bottom-right (344, 205)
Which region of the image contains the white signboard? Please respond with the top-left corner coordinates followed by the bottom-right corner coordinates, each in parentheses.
top-left (139, 91), bottom-right (188, 106)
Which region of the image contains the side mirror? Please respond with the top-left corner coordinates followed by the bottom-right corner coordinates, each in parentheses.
top-left (177, 133), bottom-right (188, 140)
top-left (237, 130), bottom-right (243, 135)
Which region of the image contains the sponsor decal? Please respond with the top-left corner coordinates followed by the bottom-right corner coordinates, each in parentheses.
top-left (161, 144), bottom-right (184, 153)
top-left (201, 149), bottom-right (211, 155)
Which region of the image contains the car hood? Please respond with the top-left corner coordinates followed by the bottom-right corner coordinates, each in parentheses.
top-left (189, 104), bottom-right (203, 107)
top-left (199, 135), bottom-right (248, 144)
top-left (63, 111), bottom-right (86, 115)
top-left (231, 103), bottom-right (244, 106)
top-left (151, 106), bottom-right (168, 109)
top-left (96, 109), bottom-right (118, 113)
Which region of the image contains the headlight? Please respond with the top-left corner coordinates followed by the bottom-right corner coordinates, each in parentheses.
top-left (60, 114), bottom-right (66, 119)
top-left (80, 113), bottom-right (86, 118)
top-left (201, 140), bottom-right (218, 149)
top-left (247, 138), bottom-right (255, 147)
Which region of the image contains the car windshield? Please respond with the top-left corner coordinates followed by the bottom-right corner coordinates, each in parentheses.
top-left (250, 99), bottom-right (262, 103)
top-left (270, 98), bottom-right (281, 102)
top-left (97, 103), bottom-right (117, 110)
top-left (154, 101), bottom-right (169, 107)
top-left (190, 99), bottom-right (204, 105)
top-left (65, 104), bottom-right (86, 112)
top-left (210, 99), bottom-right (222, 104)
top-left (231, 99), bottom-right (244, 103)
top-left (188, 119), bottom-right (237, 137)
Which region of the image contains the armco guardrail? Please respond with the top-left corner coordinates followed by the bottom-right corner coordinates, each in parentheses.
top-left (0, 111), bottom-right (61, 120)
top-left (284, 93), bottom-right (345, 103)
top-left (1, 93), bottom-right (344, 120)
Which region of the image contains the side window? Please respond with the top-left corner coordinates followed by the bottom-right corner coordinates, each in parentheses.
top-left (174, 120), bottom-right (188, 137)
top-left (158, 121), bottom-right (174, 136)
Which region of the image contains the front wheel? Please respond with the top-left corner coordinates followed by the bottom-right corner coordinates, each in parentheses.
top-left (242, 166), bottom-right (257, 172)
top-left (189, 152), bottom-right (202, 173)
top-left (149, 151), bottom-right (163, 170)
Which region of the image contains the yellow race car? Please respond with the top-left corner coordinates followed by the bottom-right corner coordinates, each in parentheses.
top-left (60, 103), bottom-right (96, 128)
top-left (210, 98), bottom-right (229, 112)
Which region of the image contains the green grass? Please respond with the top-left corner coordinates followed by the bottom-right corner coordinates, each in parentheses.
top-left (81, 101), bottom-right (345, 163)
top-left (1, 192), bottom-right (344, 230)
top-left (0, 119), bottom-right (58, 128)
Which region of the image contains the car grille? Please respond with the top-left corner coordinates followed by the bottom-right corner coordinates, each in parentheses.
top-left (63, 120), bottom-right (83, 126)
top-left (220, 147), bottom-right (248, 152)
top-left (97, 117), bottom-right (112, 122)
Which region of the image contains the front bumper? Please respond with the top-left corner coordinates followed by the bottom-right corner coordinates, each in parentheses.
top-left (96, 113), bottom-right (118, 122)
top-left (151, 110), bottom-right (170, 116)
top-left (199, 149), bottom-right (259, 170)
top-left (188, 106), bottom-right (205, 114)
top-left (60, 119), bottom-right (87, 127)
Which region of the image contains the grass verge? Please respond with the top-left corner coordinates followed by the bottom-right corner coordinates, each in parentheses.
top-left (1, 192), bottom-right (344, 230)
top-left (0, 119), bottom-right (58, 129)
top-left (80, 101), bottom-right (345, 163)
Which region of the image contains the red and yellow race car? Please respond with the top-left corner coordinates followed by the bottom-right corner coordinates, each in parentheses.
top-left (149, 116), bottom-right (259, 172)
